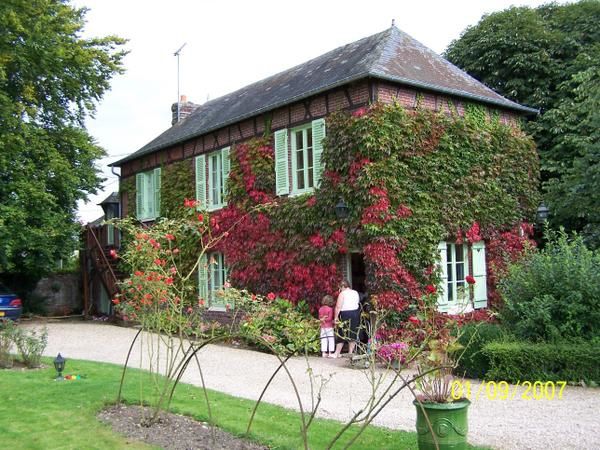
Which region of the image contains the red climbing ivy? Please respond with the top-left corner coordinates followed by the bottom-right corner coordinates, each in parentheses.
top-left (202, 103), bottom-right (538, 319)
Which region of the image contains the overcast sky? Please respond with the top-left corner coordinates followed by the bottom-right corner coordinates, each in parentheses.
top-left (74, 0), bottom-right (559, 223)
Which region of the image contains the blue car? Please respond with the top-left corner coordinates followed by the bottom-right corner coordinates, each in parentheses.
top-left (0, 283), bottom-right (22, 320)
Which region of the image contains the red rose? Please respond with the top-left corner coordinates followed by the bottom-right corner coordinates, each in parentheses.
top-left (466, 275), bottom-right (476, 285)
top-left (425, 284), bottom-right (437, 295)
top-left (267, 292), bottom-right (276, 301)
top-left (165, 233), bottom-right (175, 241)
top-left (408, 316), bottom-right (420, 325)
top-left (109, 249), bottom-right (118, 259)
top-left (112, 298), bottom-right (120, 305)
top-left (352, 107), bottom-right (367, 117)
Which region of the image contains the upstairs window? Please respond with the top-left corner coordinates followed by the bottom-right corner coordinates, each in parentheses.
top-left (196, 147), bottom-right (230, 211)
top-left (135, 168), bottom-right (161, 221)
top-left (292, 125), bottom-right (314, 193)
top-left (274, 118), bottom-right (325, 196)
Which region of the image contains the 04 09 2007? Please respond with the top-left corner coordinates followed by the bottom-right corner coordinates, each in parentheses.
top-left (450, 380), bottom-right (567, 401)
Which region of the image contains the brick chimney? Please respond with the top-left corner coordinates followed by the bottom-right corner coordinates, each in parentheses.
top-left (171, 95), bottom-right (200, 125)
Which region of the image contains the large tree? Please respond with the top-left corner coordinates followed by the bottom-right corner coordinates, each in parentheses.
top-left (444, 0), bottom-right (600, 246)
top-left (0, 0), bottom-right (126, 276)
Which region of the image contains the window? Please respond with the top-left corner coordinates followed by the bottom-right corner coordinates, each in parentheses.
top-left (274, 118), bottom-right (325, 196)
top-left (292, 125), bottom-right (314, 193)
top-left (135, 168), bottom-right (161, 221)
top-left (437, 241), bottom-right (488, 313)
top-left (445, 243), bottom-right (469, 304)
top-left (196, 147), bottom-right (230, 211)
top-left (198, 252), bottom-right (229, 310)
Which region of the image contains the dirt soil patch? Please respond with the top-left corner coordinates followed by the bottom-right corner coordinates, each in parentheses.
top-left (98, 404), bottom-right (268, 450)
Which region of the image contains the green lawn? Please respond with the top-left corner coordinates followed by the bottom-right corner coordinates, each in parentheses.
top-left (0, 358), bottom-right (488, 449)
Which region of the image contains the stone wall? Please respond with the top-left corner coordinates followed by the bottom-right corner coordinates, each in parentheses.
top-left (32, 273), bottom-right (82, 316)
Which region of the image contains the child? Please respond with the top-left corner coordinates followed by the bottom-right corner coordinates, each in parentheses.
top-left (319, 295), bottom-right (335, 358)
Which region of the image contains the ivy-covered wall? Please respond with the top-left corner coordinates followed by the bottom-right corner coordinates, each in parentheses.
top-left (160, 159), bottom-right (195, 219)
top-left (214, 102), bottom-right (539, 314)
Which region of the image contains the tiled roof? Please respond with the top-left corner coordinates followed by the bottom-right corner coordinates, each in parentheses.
top-left (112, 27), bottom-right (536, 167)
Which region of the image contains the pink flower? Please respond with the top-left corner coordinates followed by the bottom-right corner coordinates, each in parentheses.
top-left (109, 249), bottom-right (118, 259)
top-left (165, 233), bottom-right (175, 241)
top-left (267, 292), bottom-right (276, 301)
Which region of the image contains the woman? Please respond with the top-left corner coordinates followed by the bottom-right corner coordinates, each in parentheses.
top-left (332, 279), bottom-right (361, 358)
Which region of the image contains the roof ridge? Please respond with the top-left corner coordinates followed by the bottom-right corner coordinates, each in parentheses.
top-left (111, 26), bottom-right (535, 167)
top-left (185, 27), bottom-right (392, 121)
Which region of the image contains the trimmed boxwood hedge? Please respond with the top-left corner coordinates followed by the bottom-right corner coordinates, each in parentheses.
top-left (454, 322), bottom-right (505, 379)
top-left (482, 341), bottom-right (600, 384)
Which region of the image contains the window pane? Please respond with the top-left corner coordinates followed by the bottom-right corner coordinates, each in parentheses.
top-left (456, 244), bottom-right (464, 262)
top-left (307, 128), bottom-right (312, 148)
top-left (296, 147), bottom-right (305, 190)
top-left (446, 244), bottom-right (452, 263)
top-left (296, 130), bottom-right (303, 150)
top-left (296, 149), bottom-right (304, 170)
top-left (211, 155), bottom-right (221, 206)
top-left (447, 283), bottom-right (453, 302)
top-left (456, 262), bottom-right (465, 281)
top-left (447, 263), bottom-right (453, 281)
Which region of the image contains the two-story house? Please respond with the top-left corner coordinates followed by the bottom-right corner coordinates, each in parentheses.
top-left (95, 26), bottom-right (537, 317)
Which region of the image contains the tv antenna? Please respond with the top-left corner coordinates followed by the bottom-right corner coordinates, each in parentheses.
top-left (174, 42), bottom-right (187, 122)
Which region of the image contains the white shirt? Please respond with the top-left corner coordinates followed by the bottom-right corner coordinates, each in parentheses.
top-left (339, 288), bottom-right (360, 311)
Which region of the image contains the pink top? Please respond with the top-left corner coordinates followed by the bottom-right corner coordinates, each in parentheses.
top-left (319, 305), bottom-right (334, 328)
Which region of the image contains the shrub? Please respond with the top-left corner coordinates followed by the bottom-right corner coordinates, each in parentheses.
top-left (499, 230), bottom-right (600, 342)
top-left (482, 341), bottom-right (600, 384)
top-left (13, 326), bottom-right (48, 368)
top-left (0, 320), bottom-right (17, 368)
top-left (454, 322), bottom-right (505, 379)
top-left (241, 298), bottom-right (320, 355)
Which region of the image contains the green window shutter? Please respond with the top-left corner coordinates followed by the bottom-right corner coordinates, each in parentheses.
top-left (135, 173), bottom-right (144, 219)
top-left (153, 168), bottom-right (161, 218)
top-left (311, 118), bottom-right (326, 187)
top-left (274, 129), bottom-right (289, 195)
top-left (195, 155), bottom-right (207, 209)
top-left (221, 147), bottom-right (230, 201)
top-left (198, 253), bottom-right (208, 303)
top-left (437, 241), bottom-right (449, 312)
top-left (472, 241), bottom-right (488, 308)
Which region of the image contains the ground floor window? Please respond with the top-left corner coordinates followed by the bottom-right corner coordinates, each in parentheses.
top-left (437, 241), bottom-right (487, 313)
top-left (198, 252), bottom-right (229, 310)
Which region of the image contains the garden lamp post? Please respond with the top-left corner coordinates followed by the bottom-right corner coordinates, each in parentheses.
top-left (536, 203), bottom-right (550, 223)
top-left (335, 198), bottom-right (350, 220)
top-left (54, 353), bottom-right (66, 381)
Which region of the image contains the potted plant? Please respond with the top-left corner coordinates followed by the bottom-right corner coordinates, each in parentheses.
top-left (411, 287), bottom-right (470, 450)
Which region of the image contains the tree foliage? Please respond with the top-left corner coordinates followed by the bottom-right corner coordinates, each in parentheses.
top-left (444, 0), bottom-right (600, 246)
top-left (0, 0), bottom-right (126, 275)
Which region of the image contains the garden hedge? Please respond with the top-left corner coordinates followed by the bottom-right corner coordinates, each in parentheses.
top-left (482, 341), bottom-right (600, 384)
top-left (454, 322), bottom-right (505, 379)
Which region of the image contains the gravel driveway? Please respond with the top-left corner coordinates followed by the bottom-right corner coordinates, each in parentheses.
top-left (26, 320), bottom-right (600, 450)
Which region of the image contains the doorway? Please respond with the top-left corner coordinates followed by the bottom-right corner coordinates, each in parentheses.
top-left (346, 253), bottom-right (366, 295)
